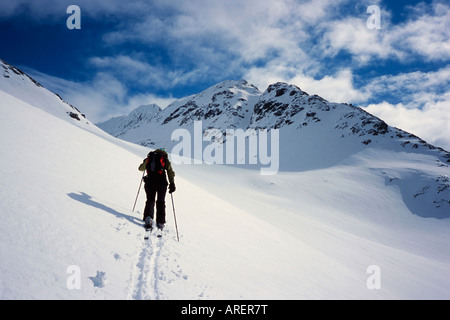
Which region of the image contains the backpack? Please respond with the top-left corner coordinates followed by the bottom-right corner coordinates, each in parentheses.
top-left (146, 151), bottom-right (167, 175)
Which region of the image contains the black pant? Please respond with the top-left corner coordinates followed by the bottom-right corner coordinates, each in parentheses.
top-left (143, 183), bottom-right (167, 225)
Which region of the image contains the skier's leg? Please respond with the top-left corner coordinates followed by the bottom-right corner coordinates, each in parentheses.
top-left (155, 186), bottom-right (167, 227)
top-left (143, 183), bottom-right (157, 221)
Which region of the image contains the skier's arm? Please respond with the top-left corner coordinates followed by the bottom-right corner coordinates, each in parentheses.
top-left (138, 159), bottom-right (146, 172)
top-left (166, 161), bottom-right (175, 184)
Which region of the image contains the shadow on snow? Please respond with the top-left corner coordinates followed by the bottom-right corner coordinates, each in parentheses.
top-left (67, 192), bottom-right (143, 227)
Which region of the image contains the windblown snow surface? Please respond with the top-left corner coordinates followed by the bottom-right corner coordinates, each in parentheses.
top-left (1, 79), bottom-right (449, 300)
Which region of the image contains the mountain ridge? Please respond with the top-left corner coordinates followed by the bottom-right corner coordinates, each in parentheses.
top-left (97, 79), bottom-right (450, 164)
top-left (1, 59), bottom-right (90, 128)
top-left (97, 78), bottom-right (450, 219)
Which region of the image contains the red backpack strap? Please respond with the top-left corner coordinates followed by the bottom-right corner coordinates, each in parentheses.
top-left (158, 156), bottom-right (166, 174)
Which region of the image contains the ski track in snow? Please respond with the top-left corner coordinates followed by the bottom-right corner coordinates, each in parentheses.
top-left (128, 229), bottom-right (163, 300)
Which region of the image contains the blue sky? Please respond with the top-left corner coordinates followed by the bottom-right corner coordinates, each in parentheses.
top-left (0, 0), bottom-right (449, 149)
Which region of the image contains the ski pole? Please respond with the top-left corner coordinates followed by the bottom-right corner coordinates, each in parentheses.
top-left (132, 171), bottom-right (145, 212)
top-left (171, 193), bottom-right (180, 242)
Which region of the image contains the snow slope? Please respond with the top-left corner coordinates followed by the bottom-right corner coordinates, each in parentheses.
top-left (1, 65), bottom-right (450, 299)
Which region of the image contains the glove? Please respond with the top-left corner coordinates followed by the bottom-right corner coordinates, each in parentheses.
top-left (169, 182), bottom-right (176, 194)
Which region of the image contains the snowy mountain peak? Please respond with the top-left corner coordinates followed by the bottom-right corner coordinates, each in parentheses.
top-left (156, 79), bottom-right (262, 128)
top-left (98, 79), bottom-right (450, 165)
top-left (95, 104), bottom-right (162, 139)
top-left (96, 79), bottom-right (264, 144)
top-left (129, 103), bottom-right (162, 118)
top-left (0, 59), bottom-right (90, 127)
top-left (265, 81), bottom-right (307, 97)
top-left (204, 79), bottom-right (261, 95)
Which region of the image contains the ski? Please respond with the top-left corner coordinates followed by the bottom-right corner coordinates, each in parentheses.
top-left (156, 228), bottom-right (163, 238)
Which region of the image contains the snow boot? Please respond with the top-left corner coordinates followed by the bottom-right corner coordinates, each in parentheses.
top-left (145, 216), bottom-right (153, 229)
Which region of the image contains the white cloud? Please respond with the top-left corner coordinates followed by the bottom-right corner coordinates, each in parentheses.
top-left (98, 0), bottom-right (351, 83)
top-left (8, 0), bottom-right (449, 148)
top-left (391, 2), bottom-right (450, 61)
top-left (4, 0), bottom-right (449, 66)
top-left (89, 55), bottom-right (172, 89)
top-left (364, 97), bottom-right (450, 151)
top-left (319, 1), bottom-right (450, 63)
top-left (364, 66), bottom-right (450, 106)
top-left (362, 66), bottom-right (450, 151)
top-left (290, 69), bottom-right (371, 103)
top-left (319, 17), bottom-right (404, 64)
top-left (26, 68), bottom-right (175, 123)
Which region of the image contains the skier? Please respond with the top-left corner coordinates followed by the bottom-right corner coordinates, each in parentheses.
top-left (138, 148), bottom-right (176, 230)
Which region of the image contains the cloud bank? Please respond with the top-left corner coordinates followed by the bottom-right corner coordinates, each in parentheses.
top-left (2, 0), bottom-right (449, 149)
